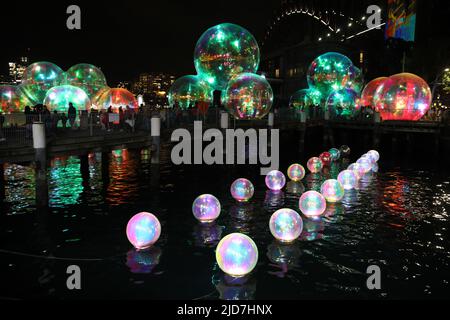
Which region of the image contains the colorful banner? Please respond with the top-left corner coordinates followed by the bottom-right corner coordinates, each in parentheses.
top-left (385, 0), bottom-right (417, 42)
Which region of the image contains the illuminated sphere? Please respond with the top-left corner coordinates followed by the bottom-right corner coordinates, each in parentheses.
top-left (43, 85), bottom-right (91, 112)
top-left (265, 170), bottom-right (286, 191)
top-left (20, 61), bottom-right (64, 105)
top-left (126, 212), bottom-right (161, 250)
top-left (307, 52), bottom-right (353, 97)
top-left (356, 157), bottom-right (373, 174)
top-left (93, 88), bottom-right (138, 111)
top-left (168, 75), bottom-right (212, 110)
top-left (194, 23), bottom-right (260, 91)
top-left (287, 164), bottom-right (305, 182)
top-left (269, 209), bottom-right (303, 242)
top-left (320, 179), bottom-right (345, 203)
top-left (367, 150), bottom-right (380, 162)
top-left (299, 191), bottom-right (327, 218)
top-left (337, 170), bottom-right (358, 190)
top-left (192, 194), bottom-right (221, 223)
top-left (0, 85), bottom-right (21, 112)
top-left (374, 73), bottom-right (432, 121)
top-left (339, 145), bottom-right (351, 157)
top-left (230, 178), bottom-right (254, 202)
top-left (290, 88), bottom-right (322, 110)
top-left (326, 88), bottom-right (360, 119)
top-left (361, 77), bottom-right (388, 106)
top-left (91, 86), bottom-right (111, 109)
top-left (348, 163), bottom-right (365, 179)
top-left (224, 73), bottom-right (273, 120)
top-left (216, 233), bottom-right (258, 277)
top-left (346, 65), bottom-right (364, 93)
top-left (307, 157), bottom-right (323, 173)
top-left (319, 152), bottom-right (332, 166)
top-left (64, 63), bottom-right (108, 99)
top-left (329, 148), bottom-right (341, 161)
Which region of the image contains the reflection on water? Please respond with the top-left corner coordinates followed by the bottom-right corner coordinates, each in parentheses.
top-left (3, 163), bottom-right (36, 215)
top-left (126, 247), bottom-right (163, 274)
top-left (267, 241), bottom-right (302, 278)
top-left (212, 272), bottom-right (257, 300)
top-left (193, 223), bottom-right (224, 248)
top-left (49, 157), bottom-right (83, 207)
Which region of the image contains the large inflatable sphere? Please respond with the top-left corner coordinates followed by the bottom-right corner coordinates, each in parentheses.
top-left (64, 63), bottom-right (108, 99)
top-left (168, 75), bottom-right (212, 110)
top-left (43, 85), bottom-right (91, 112)
top-left (361, 77), bottom-right (388, 107)
top-left (326, 88), bottom-right (360, 119)
top-left (0, 85), bottom-right (21, 113)
top-left (93, 88), bottom-right (138, 111)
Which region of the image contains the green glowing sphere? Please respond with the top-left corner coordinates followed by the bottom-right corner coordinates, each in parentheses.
top-left (194, 23), bottom-right (260, 91)
top-left (290, 88), bottom-right (323, 110)
top-left (64, 63), bottom-right (108, 99)
top-left (346, 65), bottom-right (364, 94)
top-left (307, 52), bottom-right (353, 98)
top-left (21, 61), bottom-right (64, 105)
top-left (326, 89), bottom-right (360, 119)
top-left (43, 85), bottom-right (91, 112)
top-left (168, 75), bottom-right (212, 110)
top-left (224, 73), bottom-right (273, 120)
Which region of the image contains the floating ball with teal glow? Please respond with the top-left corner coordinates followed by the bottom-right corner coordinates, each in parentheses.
top-left (320, 179), bottom-right (345, 203)
top-left (43, 85), bottom-right (91, 112)
top-left (326, 88), bottom-right (360, 119)
top-left (194, 23), bottom-right (260, 91)
top-left (126, 212), bottom-right (162, 250)
top-left (287, 164), bottom-right (305, 182)
top-left (64, 63), bottom-right (108, 99)
top-left (168, 75), bottom-right (212, 110)
top-left (329, 148), bottom-right (341, 161)
top-left (299, 191), bottom-right (327, 218)
top-left (216, 233), bottom-right (258, 277)
top-left (192, 194), bottom-right (221, 223)
top-left (230, 178), bottom-right (254, 202)
top-left (269, 209), bottom-right (303, 243)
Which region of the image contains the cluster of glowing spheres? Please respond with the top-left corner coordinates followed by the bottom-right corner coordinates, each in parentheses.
top-left (230, 178), bottom-right (254, 202)
top-left (326, 88), bottom-right (360, 119)
top-left (307, 52), bottom-right (354, 97)
top-left (340, 145), bottom-right (351, 157)
top-left (289, 88), bottom-right (322, 110)
top-left (64, 63), bottom-right (108, 99)
top-left (192, 194), bottom-right (221, 223)
top-left (265, 170), bottom-right (286, 191)
top-left (0, 85), bottom-right (21, 112)
top-left (299, 191), bottom-right (327, 218)
top-left (319, 152), bottom-right (332, 166)
top-left (126, 212), bottom-right (161, 250)
top-left (329, 148), bottom-right (341, 161)
top-left (320, 179), bottom-right (345, 203)
top-left (337, 170), bottom-right (358, 190)
top-left (361, 77), bottom-right (388, 106)
top-left (367, 150), bottom-right (380, 162)
top-left (20, 61), bottom-right (64, 105)
top-left (224, 73), bottom-right (273, 120)
top-left (93, 88), bottom-right (138, 111)
top-left (307, 157), bottom-right (323, 173)
top-left (269, 209), bottom-right (303, 242)
top-left (43, 85), bottom-right (91, 112)
top-left (216, 233), bottom-right (258, 277)
top-left (168, 75), bottom-right (212, 110)
top-left (287, 164), bottom-right (305, 182)
top-left (374, 73), bottom-right (432, 121)
top-left (194, 23), bottom-right (260, 91)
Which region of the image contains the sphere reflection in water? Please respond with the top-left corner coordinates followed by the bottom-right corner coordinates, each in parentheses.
top-left (305, 173), bottom-right (324, 192)
top-left (299, 191), bottom-right (327, 218)
top-left (192, 194), bottom-right (221, 223)
top-left (213, 273), bottom-right (256, 300)
top-left (265, 170), bottom-right (286, 191)
top-left (269, 209), bottom-right (303, 242)
top-left (230, 178), bottom-right (254, 202)
top-left (267, 241), bottom-right (302, 268)
top-left (320, 179), bottom-right (345, 203)
top-left (264, 190), bottom-right (285, 208)
top-left (126, 212), bottom-right (161, 249)
top-left (300, 218), bottom-right (325, 241)
top-left (286, 181), bottom-right (305, 195)
top-left (193, 223), bottom-right (224, 248)
top-left (216, 233), bottom-right (258, 277)
top-left (287, 164), bottom-right (305, 182)
top-left (337, 170), bottom-right (358, 190)
top-left (126, 247), bottom-right (162, 274)
top-left (323, 203), bottom-right (345, 224)
top-left (307, 157), bottom-right (323, 173)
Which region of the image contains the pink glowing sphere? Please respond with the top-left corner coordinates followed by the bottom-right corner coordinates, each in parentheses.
top-left (299, 191), bottom-right (327, 218)
top-left (374, 73), bottom-right (432, 121)
top-left (126, 212), bottom-right (161, 250)
top-left (287, 164), bottom-right (306, 182)
top-left (192, 194), bottom-right (221, 223)
top-left (216, 233), bottom-right (258, 277)
top-left (307, 157), bottom-right (323, 173)
top-left (348, 163), bottom-right (365, 179)
top-left (269, 209), bottom-right (303, 242)
top-left (320, 179), bottom-right (345, 203)
top-left (361, 77), bottom-right (388, 106)
top-left (265, 170), bottom-right (286, 191)
top-left (356, 157), bottom-right (373, 174)
top-left (337, 170), bottom-right (358, 190)
top-left (319, 152), bottom-right (332, 166)
top-left (230, 178), bottom-right (255, 202)
top-left (367, 150), bottom-right (380, 163)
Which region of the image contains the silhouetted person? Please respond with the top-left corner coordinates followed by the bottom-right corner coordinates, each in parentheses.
top-left (0, 112), bottom-right (5, 142)
top-left (68, 103), bottom-right (77, 128)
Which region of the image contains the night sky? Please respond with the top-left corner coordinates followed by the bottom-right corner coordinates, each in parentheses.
top-left (0, 0), bottom-right (280, 84)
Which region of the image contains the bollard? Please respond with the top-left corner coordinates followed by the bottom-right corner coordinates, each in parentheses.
top-left (33, 122), bottom-right (48, 207)
top-left (32, 122), bottom-right (46, 150)
top-left (220, 111), bottom-right (229, 130)
top-left (151, 116), bottom-right (161, 164)
top-left (324, 109), bottom-right (330, 121)
top-left (268, 112), bottom-right (274, 128)
top-left (300, 111), bottom-right (307, 123)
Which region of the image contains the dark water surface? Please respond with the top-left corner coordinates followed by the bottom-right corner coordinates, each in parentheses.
top-left (0, 137), bottom-right (449, 300)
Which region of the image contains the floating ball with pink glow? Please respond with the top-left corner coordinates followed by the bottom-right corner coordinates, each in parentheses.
top-left (126, 212), bottom-right (161, 250)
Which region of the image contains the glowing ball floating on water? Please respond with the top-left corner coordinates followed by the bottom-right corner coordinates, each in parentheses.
top-left (320, 179), bottom-right (345, 203)
top-left (287, 164), bottom-right (305, 182)
top-left (348, 163), bottom-right (365, 179)
top-left (319, 152), bottom-right (332, 166)
top-left (356, 157), bottom-right (373, 174)
top-left (126, 212), bottom-right (161, 250)
top-left (307, 52), bottom-right (353, 97)
top-left (216, 233), bottom-right (258, 277)
top-left (367, 150), bottom-right (380, 163)
top-left (326, 88), bottom-right (360, 119)
top-left (64, 63), bottom-right (108, 99)
top-left (265, 170), bottom-right (286, 191)
top-left (361, 77), bottom-right (388, 106)
top-left (93, 88), bottom-right (138, 111)
top-left (340, 145), bottom-right (351, 157)
top-left (337, 170), bottom-right (358, 190)
top-left (224, 73), bottom-right (273, 120)
top-left (299, 191), bottom-right (327, 218)
top-left (374, 73), bottom-right (432, 121)
top-left (307, 157), bottom-right (323, 173)
top-left (194, 23), bottom-right (260, 91)
top-left (230, 178), bottom-right (254, 202)
top-left (269, 209), bottom-right (303, 243)
top-left (192, 194), bottom-right (221, 223)
top-left (43, 85), bottom-right (91, 112)
top-left (168, 75), bottom-right (212, 110)
top-left (329, 148), bottom-right (341, 162)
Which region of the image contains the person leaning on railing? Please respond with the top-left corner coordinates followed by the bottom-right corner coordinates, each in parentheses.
top-left (0, 111), bottom-right (6, 142)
